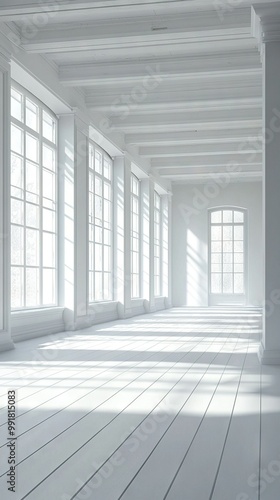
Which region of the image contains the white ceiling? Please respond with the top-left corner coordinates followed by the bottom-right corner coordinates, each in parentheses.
top-left (0, 0), bottom-right (274, 183)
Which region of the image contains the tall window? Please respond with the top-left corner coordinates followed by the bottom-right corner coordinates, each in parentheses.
top-left (131, 174), bottom-right (140, 298)
top-left (88, 142), bottom-right (113, 302)
top-left (154, 191), bottom-right (161, 297)
top-left (11, 85), bottom-right (57, 309)
top-left (210, 208), bottom-right (245, 295)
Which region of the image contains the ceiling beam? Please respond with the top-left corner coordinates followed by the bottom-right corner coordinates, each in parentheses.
top-left (125, 128), bottom-right (262, 146)
top-left (151, 153), bottom-right (262, 168)
top-left (140, 142), bottom-right (262, 158)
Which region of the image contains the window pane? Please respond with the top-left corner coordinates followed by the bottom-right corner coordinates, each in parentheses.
top-left (11, 198), bottom-right (24, 225)
top-left (223, 226), bottom-right (232, 241)
top-left (11, 226), bottom-right (24, 265)
top-left (95, 244), bottom-right (102, 271)
top-left (43, 111), bottom-right (56, 142)
top-left (11, 88), bottom-right (23, 122)
top-left (43, 209), bottom-right (55, 232)
top-left (211, 226), bottom-right (221, 241)
top-left (211, 274), bottom-right (221, 293)
top-left (26, 161), bottom-right (40, 198)
top-left (234, 241), bottom-right (243, 252)
top-left (26, 229), bottom-right (39, 266)
top-left (234, 274), bottom-right (244, 294)
top-left (234, 253), bottom-right (244, 264)
top-left (11, 267), bottom-right (24, 308)
top-left (26, 203), bottom-right (40, 229)
top-left (95, 151), bottom-right (102, 174)
top-left (211, 254), bottom-right (222, 264)
top-left (43, 169), bottom-right (56, 202)
top-left (211, 263), bottom-right (221, 273)
top-left (26, 268), bottom-right (40, 307)
top-left (43, 232), bottom-right (56, 268)
top-left (223, 241), bottom-right (232, 253)
top-left (234, 211), bottom-right (244, 223)
top-left (43, 145), bottom-right (55, 171)
top-left (11, 125), bottom-right (23, 155)
top-left (223, 274), bottom-right (233, 293)
top-left (223, 210), bottom-right (233, 223)
top-left (43, 269), bottom-right (56, 305)
top-left (26, 98), bottom-right (39, 132)
top-left (94, 272), bottom-right (102, 300)
top-left (211, 211), bottom-right (222, 223)
top-left (211, 241), bottom-right (222, 253)
top-left (26, 134), bottom-right (39, 163)
top-left (11, 154), bottom-right (24, 197)
top-left (234, 226), bottom-right (244, 241)
top-left (223, 263), bottom-right (233, 273)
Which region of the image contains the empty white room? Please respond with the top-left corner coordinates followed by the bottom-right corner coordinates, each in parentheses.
top-left (0, 1), bottom-right (280, 499)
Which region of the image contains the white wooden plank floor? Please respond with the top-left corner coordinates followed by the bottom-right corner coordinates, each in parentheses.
top-left (0, 307), bottom-right (279, 500)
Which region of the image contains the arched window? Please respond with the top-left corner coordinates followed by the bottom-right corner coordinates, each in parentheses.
top-left (209, 208), bottom-right (246, 303)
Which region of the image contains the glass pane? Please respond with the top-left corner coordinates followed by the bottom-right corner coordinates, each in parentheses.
top-left (95, 177), bottom-right (102, 196)
top-left (95, 226), bottom-right (102, 244)
top-left (103, 245), bottom-right (111, 272)
top-left (234, 274), bottom-right (244, 294)
top-left (223, 253), bottom-right (233, 264)
top-left (26, 98), bottom-right (39, 131)
top-left (43, 111), bottom-right (56, 143)
top-left (26, 229), bottom-right (39, 266)
top-left (11, 154), bottom-right (24, 192)
top-left (89, 271), bottom-right (94, 302)
top-left (211, 254), bottom-right (222, 264)
top-left (104, 181), bottom-right (111, 200)
top-left (11, 125), bottom-right (23, 155)
top-left (11, 226), bottom-right (24, 265)
top-left (234, 253), bottom-right (244, 264)
top-left (104, 229), bottom-right (110, 245)
top-left (223, 241), bottom-right (233, 253)
top-left (43, 269), bottom-right (56, 305)
top-left (94, 272), bottom-right (102, 300)
top-left (89, 171), bottom-right (94, 193)
top-left (89, 242), bottom-right (94, 271)
top-left (26, 134), bottom-right (39, 163)
top-left (43, 169), bottom-right (56, 202)
top-left (223, 210), bottom-right (233, 223)
top-left (43, 209), bottom-right (55, 232)
top-left (234, 263), bottom-right (244, 273)
top-left (234, 241), bottom-right (243, 252)
top-left (211, 242), bottom-right (222, 253)
top-left (43, 232), bottom-right (56, 268)
top-left (11, 88), bottom-right (23, 122)
top-left (234, 211), bottom-right (244, 223)
top-left (95, 244), bottom-right (102, 271)
top-left (95, 151), bottom-right (102, 174)
top-left (104, 159), bottom-right (111, 180)
top-left (26, 203), bottom-right (40, 229)
top-left (26, 268), bottom-right (39, 307)
top-left (211, 274), bottom-right (221, 294)
top-left (234, 226), bottom-right (244, 241)
top-left (26, 161), bottom-right (40, 197)
top-left (223, 263), bottom-right (233, 273)
top-left (211, 263), bottom-right (222, 273)
top-left (95, 196), bottom-right (102, 225)
top-left (103, 273), bottom-right (111, 300)
top-left (211, 226), bottom-right (221, 241)
top-left (211, 211), bottom-right (222, 223)
top-left (43, 145), bottom-right (55, 171)
top-left (223, 226), bottom-right (232, 241)
top-left (11, 198), bottom-right (24, 225)
top-left (223, 273), bottom-right (233, 293)
top-left (11, 267), bottom-right (24, 309)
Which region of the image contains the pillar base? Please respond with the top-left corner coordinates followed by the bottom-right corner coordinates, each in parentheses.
top-left (0, 331), bottom-right (15, 352)
top-left (258, 342), bottom-right (280, 365)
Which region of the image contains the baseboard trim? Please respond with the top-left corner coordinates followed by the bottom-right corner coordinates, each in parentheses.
top-left (258, 343), bottom-right (280, 365)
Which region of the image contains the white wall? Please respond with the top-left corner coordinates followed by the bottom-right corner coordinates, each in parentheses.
top-left (172, 181), bottom-right (263, 307)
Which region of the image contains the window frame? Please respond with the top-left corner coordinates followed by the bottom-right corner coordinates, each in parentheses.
top-left (208, 207), bottom-right (247, 297)
top-left (131, 173), bottom-right (141, 299)
top-left (88, 140), bottom-right (113, 303)
top-left (10, 81), bottom-right (58, 311)
top-left (154, 190), bottom-right (162, 297)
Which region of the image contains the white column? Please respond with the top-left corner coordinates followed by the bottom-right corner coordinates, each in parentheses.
top-left (148, 177), bottom-right (156, 312)
top-left (58, 113), bottom-right (89, 330)
top-left (141, 179), bottom-right (150, 311)
top-left (252, 4), bottom-right (280, 364)
top-left (113, 155), bottom-right (132, 318)
top-left (0, 46), bottom-right (13, 351)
